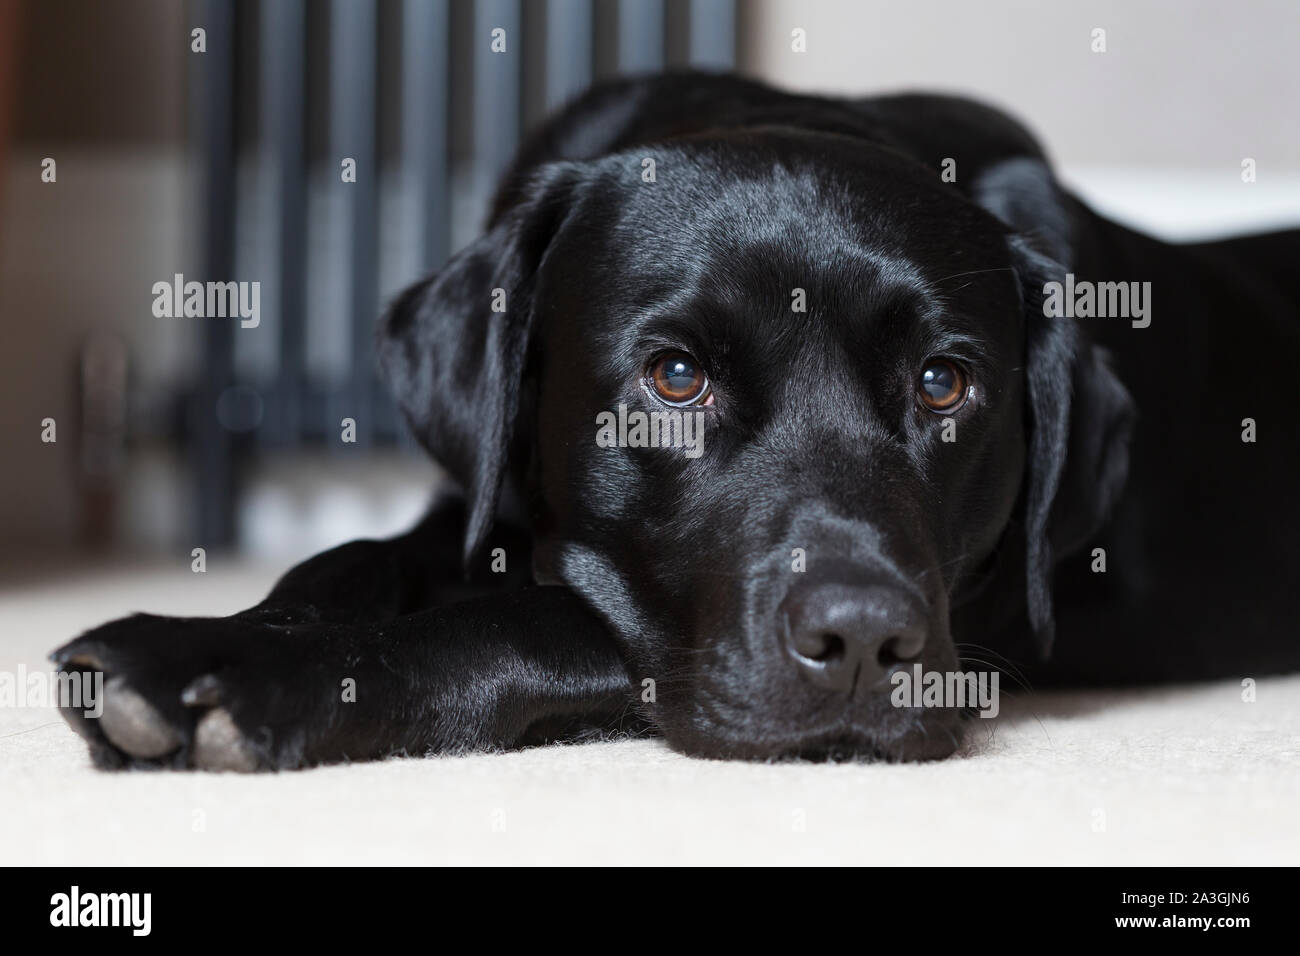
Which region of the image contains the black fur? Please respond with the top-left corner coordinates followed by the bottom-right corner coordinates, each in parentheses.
top-left (53, 73), bottom-right (1300, 768)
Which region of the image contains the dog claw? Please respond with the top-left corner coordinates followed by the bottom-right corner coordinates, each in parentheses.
top-left (55, 650), bottom-right (105, 671)
top-left (181, 674), bottom-right (224, 707)
top-left (193, 708), bottom-right (259, 771)
top-left (98, 676), bottom-right (183, 758)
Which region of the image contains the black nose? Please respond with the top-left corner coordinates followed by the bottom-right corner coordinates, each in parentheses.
top-left (780, 580), bottom-right (927, 692)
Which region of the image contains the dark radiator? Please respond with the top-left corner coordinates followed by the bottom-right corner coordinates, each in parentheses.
top-left (184, 0), bottom-right (736, 546)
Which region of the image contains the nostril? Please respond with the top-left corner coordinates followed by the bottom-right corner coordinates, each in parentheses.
top-left (791, 630), bottom-right (847, 664)
top-left (878, 632), bottom-right (924, 667)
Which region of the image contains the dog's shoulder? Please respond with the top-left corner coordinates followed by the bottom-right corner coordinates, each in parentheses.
top-left (852, 92), bottom-right (1049, 165)
top-left (493, 72), bottom-right (807, 217)
top-left (502, 72), bottom-right (1053, 182)
top-left (491, 73), bottom-right (1070, 248)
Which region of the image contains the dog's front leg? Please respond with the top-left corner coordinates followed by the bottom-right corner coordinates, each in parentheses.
top-left (52, 587), bottom-right (633, 771)
top-left (50, 505), bottom-right (636, 770)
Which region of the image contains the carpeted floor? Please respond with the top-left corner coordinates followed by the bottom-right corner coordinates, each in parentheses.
top-left (2, 561), bottom-right (1296, 865)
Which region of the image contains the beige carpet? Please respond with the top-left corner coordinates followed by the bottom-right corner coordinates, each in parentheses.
top-left (2, 560), bottom-right (1297, 866)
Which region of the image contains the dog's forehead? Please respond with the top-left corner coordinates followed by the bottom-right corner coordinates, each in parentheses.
top-left (590, 134), bottom-right (1002, 250)
top-left (550, 136), bottom-right (1015, 311)
top-left (544, 140), bottom-right (1020, 357)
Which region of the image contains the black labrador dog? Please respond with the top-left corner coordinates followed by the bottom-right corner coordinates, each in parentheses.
top-left (53, 73), bottom-right (1300, 769)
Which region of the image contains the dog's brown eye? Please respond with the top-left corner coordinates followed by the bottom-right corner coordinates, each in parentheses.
top-left (918, 359), bottom-right (968, 412)
top-left (647, 351), bottom-right (710, 406)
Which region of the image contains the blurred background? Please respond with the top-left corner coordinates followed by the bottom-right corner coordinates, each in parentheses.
top-left (2, 0), bottom-right (1298, 580)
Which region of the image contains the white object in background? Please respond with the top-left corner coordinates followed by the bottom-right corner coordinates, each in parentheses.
top-left (1061, 166), bottom-right (1300, 242)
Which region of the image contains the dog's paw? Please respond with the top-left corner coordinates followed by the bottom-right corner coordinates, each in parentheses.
top-left (50, 613), bottom-right (314, 772)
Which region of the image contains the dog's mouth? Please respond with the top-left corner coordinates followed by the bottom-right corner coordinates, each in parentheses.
top-left (657, 708), bottom-right (970, 763)
top-left (782, 725), bottom-right (966, 763)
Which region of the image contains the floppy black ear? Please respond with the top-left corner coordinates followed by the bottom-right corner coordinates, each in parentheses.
top-left (378, 164), bottom-right (581, 568)
top-left (975, 159), bottom-right (1136, 657)
top-left (1013, 238), bottom-right (1135, 656)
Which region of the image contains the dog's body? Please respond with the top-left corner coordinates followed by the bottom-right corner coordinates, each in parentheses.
top-left (54, 74), bottom-right (1300, 769)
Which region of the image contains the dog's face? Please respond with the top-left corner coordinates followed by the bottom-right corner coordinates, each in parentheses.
top-left (381, 131), bottom-right (1134, 761)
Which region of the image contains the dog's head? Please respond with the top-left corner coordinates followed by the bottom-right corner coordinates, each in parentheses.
top-left (380, 131), bottom-right (1133, 760)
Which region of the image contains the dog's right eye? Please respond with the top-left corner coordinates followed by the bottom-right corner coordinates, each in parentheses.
top-left (646, 351), bottom-right (711, 406)
top-left (917, 359), bottom-right (969, 413)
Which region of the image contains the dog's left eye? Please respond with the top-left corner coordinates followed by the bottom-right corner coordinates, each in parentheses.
top-left (917, 359), bottom-right (969, 412)
top-left (646, 351), bottom-right (711, 406)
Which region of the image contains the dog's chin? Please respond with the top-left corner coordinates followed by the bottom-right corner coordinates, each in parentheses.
top-left (659, 713), bottom-right (968, 764)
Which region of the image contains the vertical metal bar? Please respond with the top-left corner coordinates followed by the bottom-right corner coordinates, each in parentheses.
top-left (262, 0), bottom-right (307, 445)
top-left (402, 0), bottom-right (450, 272)
top-left (191, 0), bottom-right (236, 548)
top-left (546, 0), bottom-right (593, 110)
top-left (617, 0), bottom-right (663, 72)
top-left (473, 0), bottom-right (522, 193)
top-left (332, 0), bottom-right (378, 446)
top-left (688, 0), bottom-right (735, 69)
